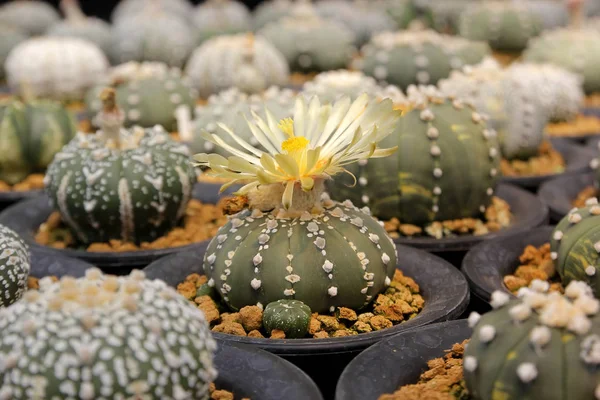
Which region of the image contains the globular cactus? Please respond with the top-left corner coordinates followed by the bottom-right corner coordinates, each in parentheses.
top-left (259, 2), bottom-right (356, 73)
top-left (438, 59), bottom-right (550, 161)
top-left (263, 299), bottom-right (312, 338)
top-left (47, 0), bottom-right (113, 57)
top-left (0, 224), bottom-right (29, 308)
top-left (0, 269), bottom-right (218, 399)
top-left (45, 89), bottom-right (197, 245)
top-left (423, 0), bottom-right (473, 34)
top-left (524, 28), bottom-right (600, 94)
top-left (111, 0), bottom-right (193, 24)
top-left (252, 0), bottom-right (292, 30)
top-left (111, 6), bottom-right (196, 68)
top-left (550, 201), bottom-right (600, 298)
top-left (315, 0), bottom-right (398, 47)
top-left (0, 26), bottom-right (26, 81)
top-left (195, 94), bottom-right (400, 314)
top-left (327, 85), bottom-right (500, 226)
top-left (5, 37), bottom-right (109, 102)
top-left (382, 0), bottom-right (418, 30)
top-left (465, 283), bottom-right (600, 400)
top-left (359, 30), bottom-right (489, 91)
top-left (301, 70), bottom-right (407, 105)
top-left (0, 0), bottom-right (60, 36)
top-left (0, 99), bottom-right (77, 185)
top-left (526, 0), bottom-right (569, 29)
top-left (459, 1), bottom-right (542, 52)
top-left (185, 33), bottom-right (289, 98)
top-left (85, 62), bottom-right (196, 132)
top-left (447, 36), bottom-right (492, 67)
top-left (190, 86), bottom-right (296, 155)
top-left (192, 0), bottom-right (251, 44)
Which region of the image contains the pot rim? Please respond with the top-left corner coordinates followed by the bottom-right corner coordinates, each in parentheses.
top-left (537, 171), bottom-right (595, 222)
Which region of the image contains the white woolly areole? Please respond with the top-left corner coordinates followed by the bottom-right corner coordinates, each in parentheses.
top-left (530, 326), bottom-right (552, 347)
top-left (478, 325), bottom-right (496, 343)
top-left (490, 291), bottom-right (510, 309)
top-left (530, 279), bottom-right (550, 293)
top-left (464, 356), bottom-right (478, 372)
top-left (581, 335), bottom-right (600, 365)
top-left (516, 363), bottom-right (538, 383)
top-left (468, 312), bottom-right (481, 328)
top-left (509, 304), bottom-right (532, 322)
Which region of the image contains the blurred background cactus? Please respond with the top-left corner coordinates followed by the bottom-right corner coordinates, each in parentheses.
top-left (192, 0), bottom-right (251, 45)
top-left (0, 26), bottom-right (26, 82)
top-left (0, 224), bottom-right (29, 308)
top-left (252, 0), bottom-right (292, 30)
top-left (111, 0), bottom-right (193, 24)
top-left (0, 0), bottom-right (60, 36)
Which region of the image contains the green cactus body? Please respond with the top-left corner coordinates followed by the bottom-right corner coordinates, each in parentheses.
top-left (263, 299), bottom-right (312, 338)
top-left (191, 87), bottom-right (295, 155)
top-left (301, 70), bottom-right (407, 105)
top-left (327, 88), bottom-right (499, 225)
top-left (111, 12), bottom-right (196, 68)
top-left (0, 0), bottom-right (60, 36)
top-left (315, 0), bottom-right (398, 47)
top-left (459, 1), bottom-right (542, 52)
top-left (360, 31), bottom-right (486, 91)
top-left (0, 26), bottom-right (25, 81)
top-left (526, 0), bottom-right (568, 30)
top-left (86, 62), bottom-right (196, 132)
top-left (383, 0), bottom-right (418, 30)
top-left (550, 203), bottom-right (600, 297)
top-left (524, 29), bottom-right (600, 94)
top-left (0, 224), bottom-right (30, 308)
top-left (438, 60), bottom-right (550, 161)
top-left (45, 125), bottom-right (197, 245)
top-left (192, 0), bottom-right (251, 45)
top-left (426, 0), bottom-right (472, 34)
top-left (0, 100), bottom-right (77, 185)
top-left (203, 197), bottom-right (398, 314)
top-left (449, 38), bottom-right (492, 67)
top-left (252, 0), bottom-right (292, 30)
top-left (258, 4), bottom-right (356, 73)
top-left (464, 286), bottom-right (600, 400)
top-left (0, 269), bottom-right (218, 399)
top-left (111, 0), bottom-right (193, 24)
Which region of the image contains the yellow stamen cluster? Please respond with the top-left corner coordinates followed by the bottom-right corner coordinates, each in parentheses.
top-left (282, 136), bottom-right (309, 153)
top-left (278, 117), bottom-right (294, 137)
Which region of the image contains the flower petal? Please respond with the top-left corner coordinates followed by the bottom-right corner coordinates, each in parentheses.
top-left (282, 181), bottom-right (295, 210)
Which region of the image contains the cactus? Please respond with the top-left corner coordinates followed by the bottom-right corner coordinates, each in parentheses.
top-left (0, 99), bottom-right (77, 185)
top-left (195, 93), bottom-right (400, 313)
top-left (5, 37), bottom-right (109, 102)
top-left (85, 62), bottom-right (196, 132)
top-left (383, 0), bottom-right (418, 30)
top-left (438, 59), bottom-right (550, 161)
top-left (447, 37), bottom-right (492, 67)
top-left (465, 283), bottom-right (600, 400)
top-left (45, 89), bottom-right (197, 245)
top-left (550, 201), bottom-right (600, 298)
top-left (190, 87), bottom-right (296, 155)
top-left (186, 34), bottom-right (289, 98)
top-left (315, 0), bottom-right (398, 47)
top-left (252, 0), bottom-right (293, 30)
top-left (111, 7), bottom-right (196, 68)
top-left (459, 1), bottom-right (542, 52)
top-left (111, 0), bottom-right (193, 24)
top-left (301, 70), bottom-right (407, 105)
top-left (524, 28), bottom-right (600, 94)
top-left (0, 224), bottom-right (29, 308)
top-left (359, 30), bottom-right (489, 91)
top-left (192, 0), bottom-right (251, 44)
top-left (421, 0), bottom-right (473, 34)
top-left (0, 26), bottom-right (25, 81)
top-left (0, 269), bottom-right (218, 399)
top-left (47, 0), bottom-right (113, 57)
top-left (526, 0), bottom-right (569, 29)
top-left (258, 2), bottom-right (356, 73)
top-left (263, 299), bottom-right (312, 338)
top-left (327, 85), bottom-right (500, 226)
top-left (0, 0), bottom-right (60, 36)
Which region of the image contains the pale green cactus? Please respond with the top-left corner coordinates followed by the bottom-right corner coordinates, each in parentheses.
top-left (111, 0), bottom-right (193, 24)
top-left (252, 0), bottom-right (293, 30)
top-left (0, 224), bottom-right (29, 308)
top-left (263, 299), bottom-right (312, 338)
top-left (0, 26), bottom-right (26, 81)
top-left (192, 0), bottom-right (251, 44)
top-left (0, 0), bottom-right (60, 36)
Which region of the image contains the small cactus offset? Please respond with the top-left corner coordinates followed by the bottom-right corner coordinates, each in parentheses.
top-left (258, 2), bottom-right (356, 73)
top-left (459, 1), bottom-right (542, 52)
top-left (524, 28), bottom-right (600, 94)
top-left (195, 93), bottom-right (400, 314)
top-left (0, 269), bottom-right (218, 399)
top-left (86, 62), bottom-right (197, 132)
top-left (550, 200), bottom-right (600, 297)
top-left (301, 70), bottom-right (407, 105)
top-left (190, 87), bottom-right (296, 155)
top-left (465, 284), bottom-right (600, 400)
top-left (185, 33), bottom-right (290, 98)
top-left (0, 0), bottom-right (60, 36)
top-left (0, 224), bottom-right (30, 308)
top-left (45, 89), bottom-right (197, 245)
top-left (327, 85), bottom-right (500, 226)
top-left (263, 299), bottom-right (312, 338)
top-left (438, 59), bottom-right (550, 160)
top-left (192, 0), bottom-right (251, 44)
top-left (0, 99), bottom-right (77, 185)
top-left (359, 30), bottom-right (490, 90)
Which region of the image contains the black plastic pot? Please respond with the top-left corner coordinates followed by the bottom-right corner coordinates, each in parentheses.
top-left (29, 246), bottom-right (94, 279)
top-left (0, 195), bottom-right (211, 273)
top-left (0, 189), bottom-right (43, 213)
top-left (192, 180), bottom-right (240, 205)
top-left (461, 226), bottom-right (554, 310)
top-left (499, 138), bottom-right (595, 191)
top-left (587, 136), bottom-right (599, 151)
top-left (582, 107), bottom-right (600, 119)
top-left (393, 183), bottom-right (549, 267)
top-left (538, 172), bottom-right (595, 222)
top-left (214, 341), bottom-right (323, 400)
top-left (144, 243), bottom-right (470, 399)
top-left (336, 319), bottom-right (471, 400)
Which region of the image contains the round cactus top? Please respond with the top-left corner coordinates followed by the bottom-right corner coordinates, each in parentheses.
top-left (203, 86), bottom-right (296, 110)
top-left (0, 268), bottom-right (218, 399)
top-left (531, 26), bottom-right (600, 46)
top-left (107, 61), bottom-right (184, 84)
